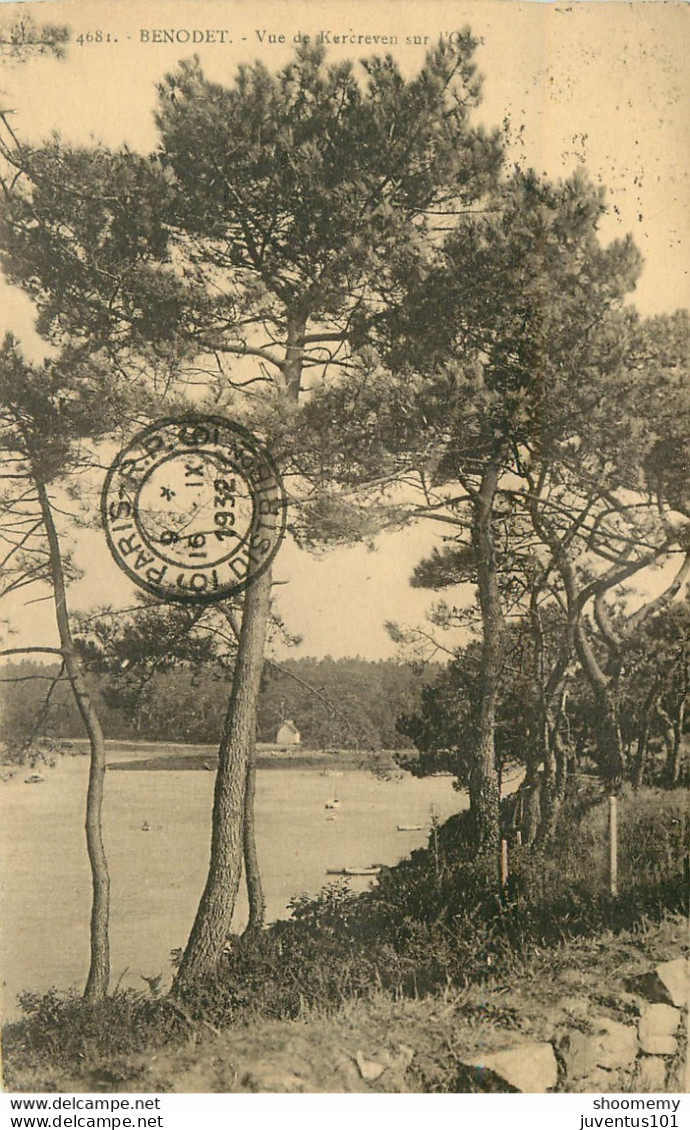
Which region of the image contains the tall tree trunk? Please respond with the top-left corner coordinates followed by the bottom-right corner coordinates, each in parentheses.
top-left (174, 568), bottom-right (273, 990)
top-left (469, 464), bottom-right (502, 855)
top-left (238, 309), bottom-right (305, 932)
top-left (174, 309), bottom-right (305, 990)
top-left (242, 743), bottom-right (265, 935)
top-left (36, 479), bottom-right (110, 999)
top-left (216, 605), bottom-right (266, 931)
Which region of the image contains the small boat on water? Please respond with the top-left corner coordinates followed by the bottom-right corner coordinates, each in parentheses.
top-left (397, 824), bottom-right (425, 832)
top-left (326, 866), bottom-right (381, 877)
top-left (24, 774), bottom-right (44, 785)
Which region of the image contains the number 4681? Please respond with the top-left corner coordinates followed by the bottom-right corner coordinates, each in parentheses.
top-left (76, 31), bottom-right (113, 44)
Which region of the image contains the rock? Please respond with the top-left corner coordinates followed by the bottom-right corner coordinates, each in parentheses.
top-left (570, 1067), bottom-right (621, 1094)
top-left (638, 1035), bottom-right (678, 1056)
top-left (396, 1044), bottom-right (415, 1069)
top-left (380, 1044), bottom-right (414, 1075)
top-left (559, 1030), bottom-right (599, 1080)
top-left (638, 1003), bottom-right (681, 1041)
top-left (616, 990), bottom-right (646, 1014)
top-left (560, 997), bottom-right (591, 1022)
top-left (654, 958), bottom-right (690, 1008)
top-left (256, 1072), bottom-right (306, 1092)
top-left (240, 1065), bottom-right (306, 1092)
top-left (591, 1017), bottom-right (638, 1069)
top-left (334, 1053), bottom-right (366, 1090)
top-left (636, 959), bottom-right (690, 1008)
top-left (560, 1018), bottom-right (638, 1079)
top-left (355, 1051), bottom-right (385, 1083)
top-left (467, 1042), bottom-right (558, 1093)
top-left (636, 1056), bottom-right (668, 1092)
top-left (353, 1044), bottom-right (413, 1085)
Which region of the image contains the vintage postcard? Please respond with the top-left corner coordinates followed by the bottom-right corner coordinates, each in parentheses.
top-left (0, 0), bottom-right (688, 1103)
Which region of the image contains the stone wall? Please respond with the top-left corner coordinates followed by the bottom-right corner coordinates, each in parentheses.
top-left (461, 956), bottom-right (689, 1093)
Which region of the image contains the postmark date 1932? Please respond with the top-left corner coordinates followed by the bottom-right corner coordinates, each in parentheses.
top-left (101, 416), bottom-right (286, 603)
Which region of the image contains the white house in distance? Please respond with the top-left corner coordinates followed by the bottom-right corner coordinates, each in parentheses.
top-left (276, 719), bottom-right (301, 746)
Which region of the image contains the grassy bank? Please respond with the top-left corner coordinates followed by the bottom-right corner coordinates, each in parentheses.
top-left (3, 784), bottom-right (687, 1092)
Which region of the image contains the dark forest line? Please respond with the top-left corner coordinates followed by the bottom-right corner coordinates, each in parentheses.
top-left (0, 656), bottom-right (440, 755)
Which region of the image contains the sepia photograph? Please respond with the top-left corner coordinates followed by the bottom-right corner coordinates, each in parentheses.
top-left (0, 0), bottom-right (688, 1100)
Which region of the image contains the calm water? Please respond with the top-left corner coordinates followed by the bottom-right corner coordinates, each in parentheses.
top-left (0, 752), bottom-right (464, 1018)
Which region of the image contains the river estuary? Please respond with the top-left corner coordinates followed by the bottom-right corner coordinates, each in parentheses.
top-left (1, 749), bottom-right (464, 1019)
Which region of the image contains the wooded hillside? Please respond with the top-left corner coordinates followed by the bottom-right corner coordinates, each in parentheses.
top-left (0, 656), bottom-right (439, 753)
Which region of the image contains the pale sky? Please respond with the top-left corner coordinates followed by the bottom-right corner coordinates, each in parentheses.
top-left (0, 0), bottom-right (688, 659)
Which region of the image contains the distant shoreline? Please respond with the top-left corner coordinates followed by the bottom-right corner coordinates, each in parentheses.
top-left (109, 751), bottom-right (397, 772)
top-left (65, 739), bottom-right (408, 773)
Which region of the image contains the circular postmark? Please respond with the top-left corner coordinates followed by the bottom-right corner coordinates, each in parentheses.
top-left (101, 416), bottom-right (287, 603)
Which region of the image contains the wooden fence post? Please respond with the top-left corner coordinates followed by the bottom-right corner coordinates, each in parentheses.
top-left (500, 838), bottom-right (509, 888)
top-left (608, 794), bottom-right (618, 897)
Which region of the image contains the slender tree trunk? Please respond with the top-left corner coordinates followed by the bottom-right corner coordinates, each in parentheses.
top-left (601, 692), bottom-right (626, 784)
top-left (468, 464), bottom-right (502, 855)
top-left (657, 701), bottom-right (684, 786)
top-left (519, 760), bottom-right (541, 847)
top-left (554, 732), bottom-right (568, 806)
top-left (659, 716), bottom-right (675, 779)
top-left (36, 479), bottom-right (110, 999)
top-left (633, 723), bottom-right (650, 788)
top-left (520, 583), bottom-right (566, 847)
top-left (538, 731), bottom-right (569, 846)
top-left (242, 743), bottom-right (265, 935)
top-left (668, 658), bottom-right (687, 785)
top-left (574, 622), bottom-right (626, 785)
top-left (537, 717), bottom-right (557, 846)
top-left (174, 567), bottom-right (273, 990)
top-left (537, 687), bottom-right (570, 845)
top-left (632, 684), bottom-right (660, 787)
top-left (668, 701), bottom-right (684, 785)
